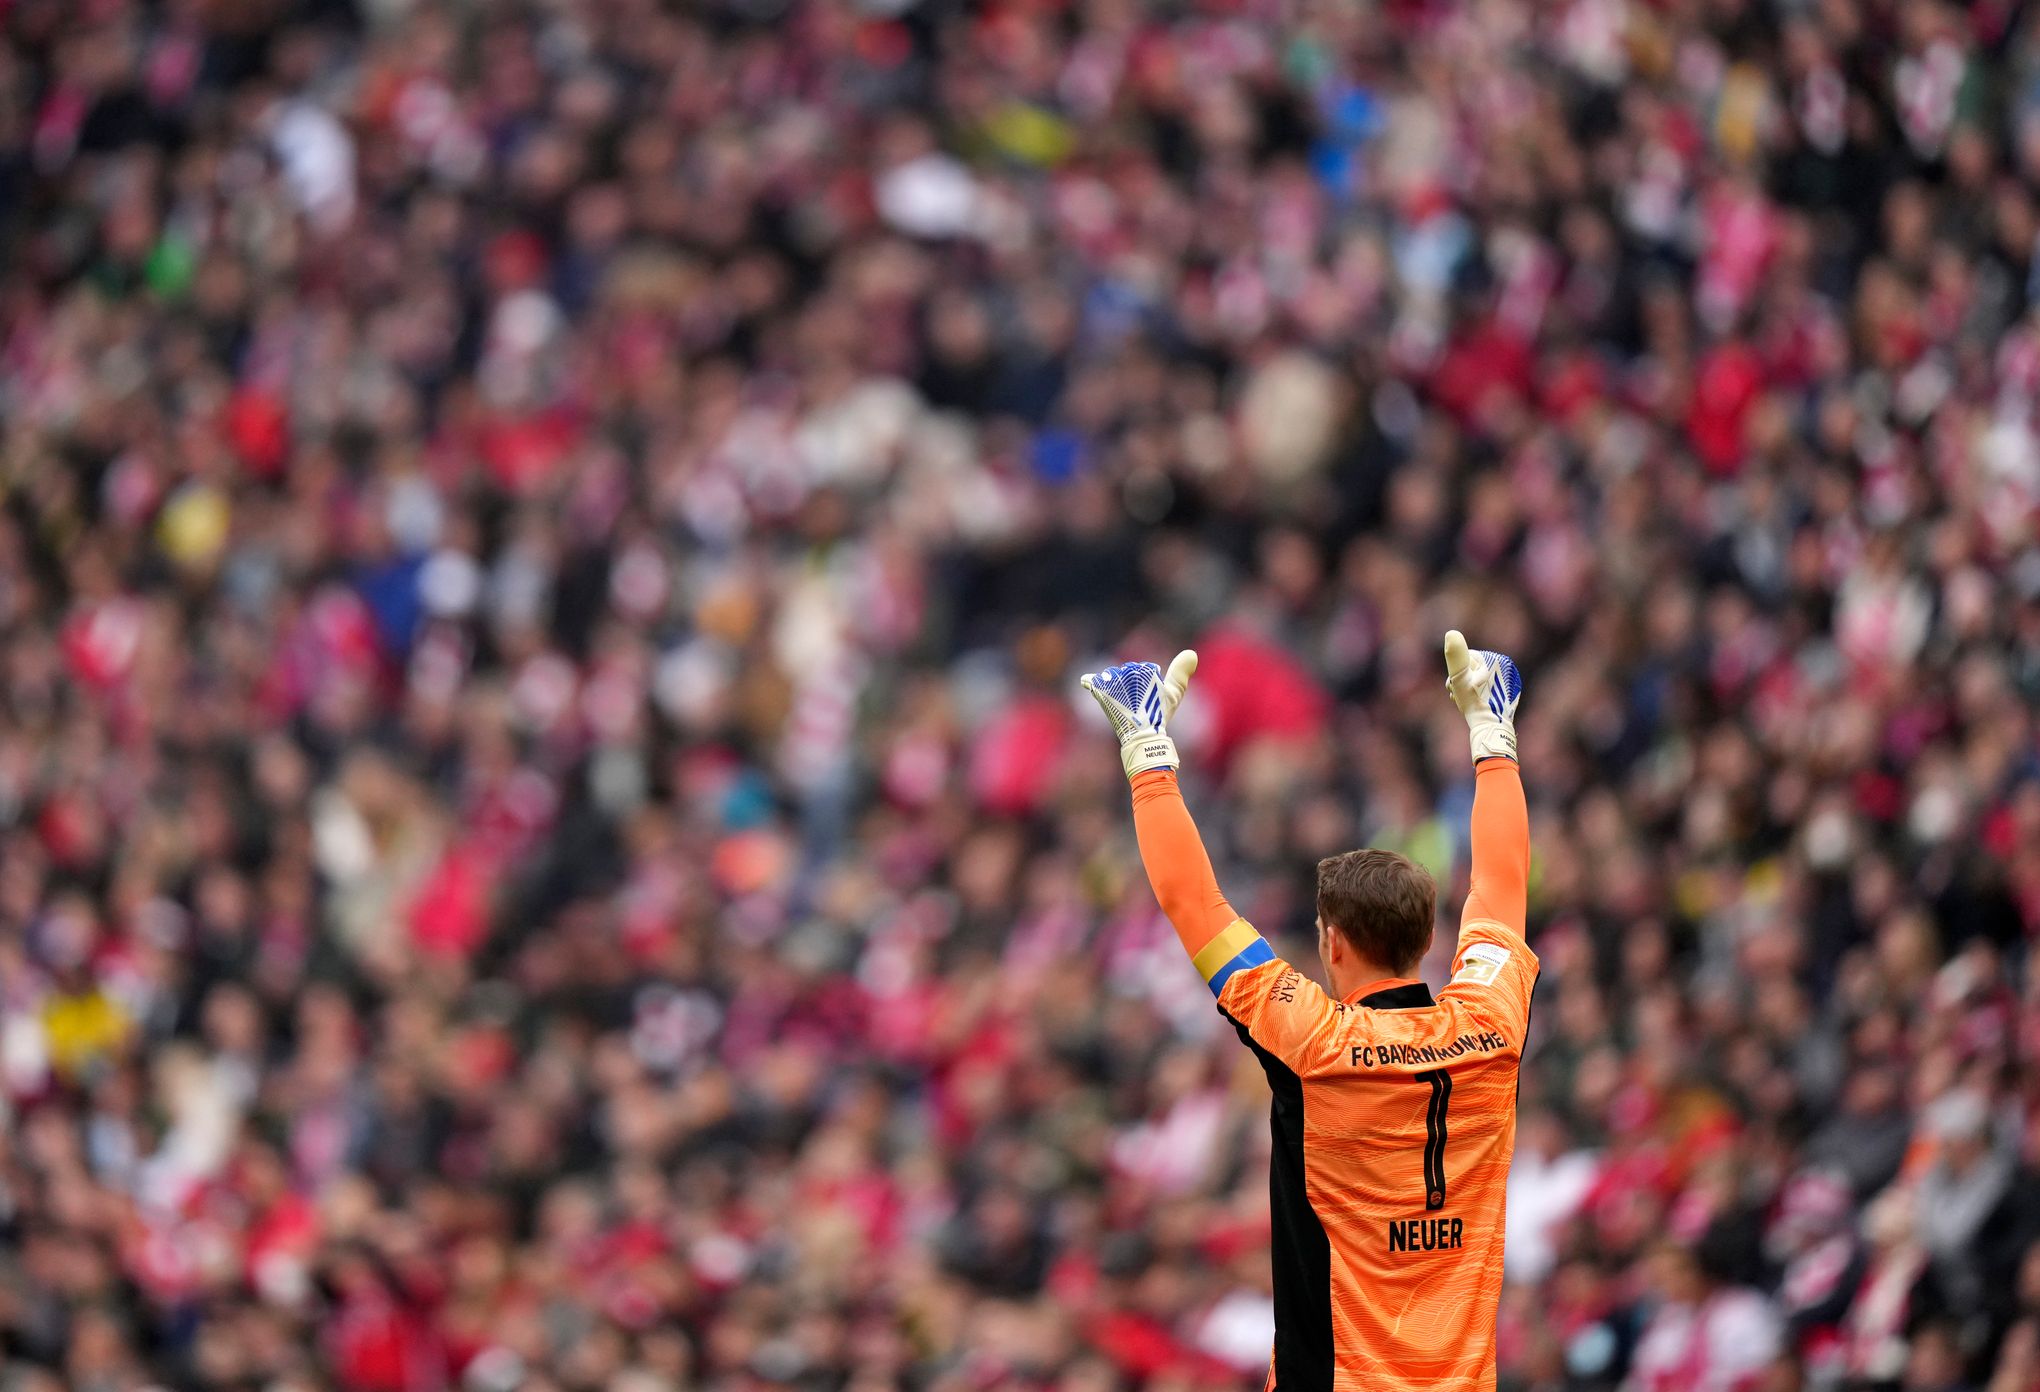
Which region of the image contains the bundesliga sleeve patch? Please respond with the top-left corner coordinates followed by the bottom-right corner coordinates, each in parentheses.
top-left (1453, 940), bottom-right (1511, 986)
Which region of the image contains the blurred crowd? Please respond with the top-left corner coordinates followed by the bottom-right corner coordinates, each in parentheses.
top-left (4, 0), bottom-right (2040, 1388)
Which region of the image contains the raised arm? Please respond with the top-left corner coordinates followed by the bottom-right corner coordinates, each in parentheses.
top-left (1462, 758), bottom-right (1528, 937)
top-left (1129, 769), bottom-right (1268, 991)
top-left (1082, 653), bottom-right (1273, 995)
top-left (1440, 631), bottom-right (1538, 1035)
top-left (1442, 629), bottom-right (1529, 940)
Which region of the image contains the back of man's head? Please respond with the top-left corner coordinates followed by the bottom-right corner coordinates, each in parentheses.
top-left (1316, 848), bottom-right (1436, 976)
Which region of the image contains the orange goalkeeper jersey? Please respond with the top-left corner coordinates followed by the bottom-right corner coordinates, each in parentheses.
top-left (1131, 762), bottom-right (1538, 1392)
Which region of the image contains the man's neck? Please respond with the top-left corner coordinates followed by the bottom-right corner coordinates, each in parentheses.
top-left (1330, 957), bottom-right (1408, 1002)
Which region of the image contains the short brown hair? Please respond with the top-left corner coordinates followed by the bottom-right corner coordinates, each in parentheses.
top-left (1316, 849), bottom-right (1436, 974)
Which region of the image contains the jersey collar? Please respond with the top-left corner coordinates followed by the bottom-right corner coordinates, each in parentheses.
top-left (1345, 978), bottom-right (1436, 1010)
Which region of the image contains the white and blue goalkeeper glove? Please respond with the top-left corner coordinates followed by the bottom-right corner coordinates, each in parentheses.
top-left (1081, 650), bottom-right (1198, 779)
top-left (1443, 629), bottom-right (1522, 765)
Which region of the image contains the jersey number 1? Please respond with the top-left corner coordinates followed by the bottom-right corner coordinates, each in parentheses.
top-left (1417, 1069), bottom-right (1452, 1210)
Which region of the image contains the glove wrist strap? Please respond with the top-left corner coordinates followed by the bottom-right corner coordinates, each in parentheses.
top-left (1121, 732), bottom-right (1180, 778)
top-left (1468, 725), bottom-right (1516, 765)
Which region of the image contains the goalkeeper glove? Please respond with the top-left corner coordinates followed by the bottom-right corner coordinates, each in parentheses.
top-left (1443, 629), bottom-right (1522, 765)
top-left (1081, 651), bottom-right (1198, 779)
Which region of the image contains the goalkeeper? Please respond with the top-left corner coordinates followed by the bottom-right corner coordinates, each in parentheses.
top-left (1083, 633), bottom-right (1537, 1392)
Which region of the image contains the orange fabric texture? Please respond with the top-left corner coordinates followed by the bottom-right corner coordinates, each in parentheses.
top-left (1461, 758), bottom-right (1528, 936)
top-left (1129, 769), bottom-right (1238, 959)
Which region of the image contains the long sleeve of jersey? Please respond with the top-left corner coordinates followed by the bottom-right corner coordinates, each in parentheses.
top-left (1129, 769), bottom-right (1272, 994)
top-left (1461, 758), bottom-right (1528, 936)
top-left (1440, 756), bottom-right (1537, 1046)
